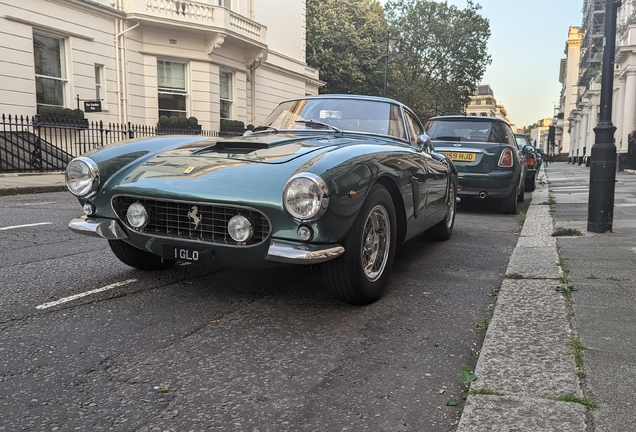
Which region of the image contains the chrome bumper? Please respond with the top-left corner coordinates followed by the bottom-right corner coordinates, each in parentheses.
top-left (68, 216), bottom-right (128, 240)
top-left (265, 239), bottom-right (344, 265)
top-left (69, 217), bottom-right (344, 264)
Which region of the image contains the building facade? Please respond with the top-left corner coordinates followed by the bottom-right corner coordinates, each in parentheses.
top-left (559, 26), bottom-right (584, 158)
top-left (465, 84), bottom-right (513, 126)
top-left (568, 2), bottom-right (636, 168)
top-left (0, 0), bottom-right (321, 131)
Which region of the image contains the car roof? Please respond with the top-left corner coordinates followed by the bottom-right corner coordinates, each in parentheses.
top-left (428, 115), bottom-right (509, 124)
top-left (283, 93), bottom-right (406, 107)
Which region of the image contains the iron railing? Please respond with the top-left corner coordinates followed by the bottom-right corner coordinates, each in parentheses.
top-left (0, 114), bottom-right (240, 173)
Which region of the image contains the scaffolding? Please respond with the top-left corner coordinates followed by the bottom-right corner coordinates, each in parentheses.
top-left (578, 0), bottom-right (606, 89)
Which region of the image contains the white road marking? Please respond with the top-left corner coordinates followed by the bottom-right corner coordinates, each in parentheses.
top-left (14, 201), bottom-right (56, 206)
top-left (36, 279), bottom-right (138, 310)
top-left (0, 222), bottom-right (53, 231)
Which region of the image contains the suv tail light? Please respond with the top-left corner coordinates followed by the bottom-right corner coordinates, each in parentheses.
top-left (498, 148), bottom-right (514, 167)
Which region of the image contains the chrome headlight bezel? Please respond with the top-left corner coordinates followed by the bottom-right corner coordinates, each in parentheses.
top-left (65, 157), bottom-right (100, 199)
top-left (283, 172), bottom-right (330, 221)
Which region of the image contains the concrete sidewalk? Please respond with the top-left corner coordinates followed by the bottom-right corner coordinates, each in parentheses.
top-left (0, 172), bottom-right (66, 196)
top-left (2, 164), bottom-right (634, 431)
top-left (458, 162), bottom-right (636, 431)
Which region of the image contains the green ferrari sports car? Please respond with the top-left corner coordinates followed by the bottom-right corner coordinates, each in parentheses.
top-left (65, 95), bottom-right (458, 305)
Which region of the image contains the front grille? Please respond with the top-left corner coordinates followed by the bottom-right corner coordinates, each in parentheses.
top-left (112, 196), bottom-right (271, 247)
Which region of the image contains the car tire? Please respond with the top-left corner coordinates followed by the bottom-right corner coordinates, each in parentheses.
top-left (108, 240), bottom-right (176, 271)
top-left (525, 173), bottom-right (536, 192)
top-left (427, 178), bottom-right (456, 241)
top-left (323, 184), bottom-right (397, 305)
top-left (517, 181), bottom-right (525, 203)
top-left (501, 184), bottom-right (518, 215)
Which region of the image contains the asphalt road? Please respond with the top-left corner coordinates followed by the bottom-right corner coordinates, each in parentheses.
top-left (0, 191), bottom-right (527, 431)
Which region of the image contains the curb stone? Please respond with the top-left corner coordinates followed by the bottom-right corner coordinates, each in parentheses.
top-left (456, 166), bottom-right (588, 431)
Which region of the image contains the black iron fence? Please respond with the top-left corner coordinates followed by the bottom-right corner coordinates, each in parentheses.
top-left (0, 114), bottom-right (240, 173)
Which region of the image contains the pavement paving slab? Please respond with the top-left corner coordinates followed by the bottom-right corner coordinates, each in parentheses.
top-left (471, 279), bottom-right (581, 399)
top-left (457, 395), bottom-right (587, 432)
top-left (505, 246), bottom-right (562, 279)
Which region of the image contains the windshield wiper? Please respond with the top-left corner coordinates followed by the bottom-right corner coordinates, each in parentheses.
top-left (252, 125), bottom-right (280, 133)
top-left (434, 136), bottom-right (462, 141)
top-left (295, 119), bottom-right (343, 137)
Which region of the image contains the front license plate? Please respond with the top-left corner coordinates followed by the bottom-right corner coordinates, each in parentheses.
top-left (441, 152), bottom-right (477, 162)
top-left (162, 244), bottom-right (214, 262)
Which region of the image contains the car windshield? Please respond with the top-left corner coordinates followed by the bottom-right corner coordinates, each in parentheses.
top-left (425, 119), bottom-right (503, 142)
top-left (260, 98), bottom-right (407, 140)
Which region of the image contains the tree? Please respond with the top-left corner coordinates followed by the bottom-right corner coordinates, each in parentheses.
top-left (384, 0), bottom-right (491, 121)
top-left (306, 0), bottom-right (387, 95)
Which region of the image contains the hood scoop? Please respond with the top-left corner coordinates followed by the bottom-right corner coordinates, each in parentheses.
top-left (191, 134), bottom-right (313, 155)
top-left (211, 140), bottom-right (269, 151)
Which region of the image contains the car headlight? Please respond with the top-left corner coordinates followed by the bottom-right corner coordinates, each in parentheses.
top-left (283, 173), bottom-right (329, 221)
top-left (66, 157), bottom-right (99, 198)
top-left (126, 202), bottom-right (148, 229)
top-left (228, 214), bottom-right (253, 243)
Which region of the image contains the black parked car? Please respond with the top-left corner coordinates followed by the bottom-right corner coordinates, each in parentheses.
top-left (425, 116), bottom-right (526, 214)
top-left (514, 133), bottom-right (538, 191)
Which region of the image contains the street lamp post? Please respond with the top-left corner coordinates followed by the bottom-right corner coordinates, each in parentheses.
top-left (587, 0), bottom-right (621, 233)
top-left (383, 30), bottom-right (404, 98)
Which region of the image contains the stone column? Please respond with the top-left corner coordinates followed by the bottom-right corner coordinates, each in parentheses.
top-left (615, 75), bottom-right (627, 151)
top-left (569, 119), bottom-right (578, 162)
top-left (579, 111), bottom-right (589, 164)
top-left (621, 70), bottom-right (636, 152)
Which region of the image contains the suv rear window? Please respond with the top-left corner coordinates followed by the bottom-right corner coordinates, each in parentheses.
top-left (425, 119), bottom-right (508, 143)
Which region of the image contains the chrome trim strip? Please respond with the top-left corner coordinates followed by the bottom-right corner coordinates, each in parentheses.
top-left (68, 216), bottom-right (128, 240)
top-left (265, 239), bottom-right (344, 265)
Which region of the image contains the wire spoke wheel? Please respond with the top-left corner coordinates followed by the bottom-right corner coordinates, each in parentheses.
top-left (322, 185), bottom-right (397, 305)
top-left (361, 205), bottom-right (390, 282)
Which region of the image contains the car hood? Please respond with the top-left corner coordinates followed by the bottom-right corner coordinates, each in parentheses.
top-left (101, 132), bottom-right (368, 203)
top-left (119, 133), bottom-right (337, 180)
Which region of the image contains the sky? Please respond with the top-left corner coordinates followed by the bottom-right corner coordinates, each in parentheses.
top-left (379, 0), bottom-right (584, 127)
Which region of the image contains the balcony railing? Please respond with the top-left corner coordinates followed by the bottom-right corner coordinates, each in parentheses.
top-left (124, 0), bottom-right (265, 41)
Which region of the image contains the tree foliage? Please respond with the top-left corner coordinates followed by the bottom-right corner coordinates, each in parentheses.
top-left (384, 0), bottom-right (491, 121)
top-left (306, 0), bottom-right (387, 95)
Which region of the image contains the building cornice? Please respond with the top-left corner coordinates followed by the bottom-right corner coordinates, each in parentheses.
top-left (4, 15), bottom-right (96, 40)
top-left (50, 0), bottom-right (124, 17)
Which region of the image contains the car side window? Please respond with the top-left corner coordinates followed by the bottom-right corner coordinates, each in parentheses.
top-left (505, 126), bottom-right (516, 146)
top-left (388, 104), bottom-right (407, 141)
top-left (490, 122), bottom-right (507, 143)
top-left (405, 112), bottom-right (424, 148)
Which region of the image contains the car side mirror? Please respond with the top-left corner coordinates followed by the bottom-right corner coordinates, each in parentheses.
top-left (522, 145), bottom-right (534, 154)
top-left (418, 133), bottom-right (433, 152)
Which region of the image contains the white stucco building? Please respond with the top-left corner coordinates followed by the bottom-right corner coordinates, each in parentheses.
top-left (465, 84), bottom-right (513, 126)
top-left (0, 0), bottom-right (322, 131)
top-left (569, 2), bottom-right (636, 168)
top-left (559, 26), bottom-right (583, 159)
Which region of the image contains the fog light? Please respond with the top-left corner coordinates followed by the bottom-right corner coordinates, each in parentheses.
top-left (82, 202), bottom-right (95, 216)
top-left (126, 202), bottom-right (148, 229)
top-left (228, 215), bottom-right (253, 243)
top-left (297, 225), bottom-right (313, 241)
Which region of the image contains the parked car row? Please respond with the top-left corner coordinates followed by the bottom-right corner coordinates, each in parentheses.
top-left (424, 116), bottom-right (535, 215)
top-left (65, 95), bottom-right (536, 306)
